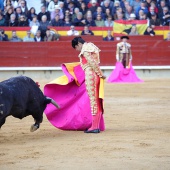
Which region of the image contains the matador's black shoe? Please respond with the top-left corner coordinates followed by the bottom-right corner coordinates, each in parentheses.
top-left (84, 129), bottom-right (100, 133)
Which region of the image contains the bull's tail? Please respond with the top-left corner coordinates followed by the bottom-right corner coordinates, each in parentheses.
top-left (45, 97), bottom-right (60, 109)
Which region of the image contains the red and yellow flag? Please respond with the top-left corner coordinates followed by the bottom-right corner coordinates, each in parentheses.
top-left (114, 20), bottom-right (148, 35)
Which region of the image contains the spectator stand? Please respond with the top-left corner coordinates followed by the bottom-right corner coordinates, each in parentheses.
top-left (0, 26), bottom-right (170, 39)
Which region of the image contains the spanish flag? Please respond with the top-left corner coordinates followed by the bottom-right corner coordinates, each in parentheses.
top-left (114, 20), bottom-right (148, 35)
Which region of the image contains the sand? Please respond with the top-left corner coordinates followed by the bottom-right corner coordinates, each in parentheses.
top-left (0, 79), bottom-right (170, 170)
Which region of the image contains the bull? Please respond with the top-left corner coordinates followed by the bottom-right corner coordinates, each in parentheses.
top-left (0, 76), bottom-right (59, 132)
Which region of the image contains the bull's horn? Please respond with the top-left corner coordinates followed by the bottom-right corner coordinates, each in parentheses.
top-left (46, 97), bottom-right (60, 109)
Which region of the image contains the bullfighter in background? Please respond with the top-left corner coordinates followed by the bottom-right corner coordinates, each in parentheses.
top-left (107, 35), bottom-right (143, 83)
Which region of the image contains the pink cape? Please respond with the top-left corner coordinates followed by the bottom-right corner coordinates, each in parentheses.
top-left (107, 62), bottom-right (143, 83)
top-left (44, 63), bottom-right (105, 131)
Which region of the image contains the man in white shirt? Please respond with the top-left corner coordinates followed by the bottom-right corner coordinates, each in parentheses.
top-left (67, 25), bottom-right (79, 36)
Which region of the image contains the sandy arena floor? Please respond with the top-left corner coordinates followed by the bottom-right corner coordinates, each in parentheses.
top-left (0, 79), bottom-right (170, 170)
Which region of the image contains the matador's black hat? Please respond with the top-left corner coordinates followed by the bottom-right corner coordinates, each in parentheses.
top-left (121, 36), bottom-right (129, 40)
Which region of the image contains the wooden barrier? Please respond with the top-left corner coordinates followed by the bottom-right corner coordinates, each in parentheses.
top-left (0, 35), bottom-right (170, 67)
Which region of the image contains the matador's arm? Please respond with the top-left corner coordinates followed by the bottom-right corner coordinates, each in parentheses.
top-left (116, 44), bottom-right (120, 61)
top-left (83, 51), bottom-right (104, 78)
top-left (129, 48), bottom-right (132, 60)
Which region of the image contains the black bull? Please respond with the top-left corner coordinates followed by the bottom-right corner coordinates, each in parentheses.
top-left (0, 76), bottom-right (59, 132)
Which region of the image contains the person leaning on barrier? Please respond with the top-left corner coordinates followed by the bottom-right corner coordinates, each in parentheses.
top-left (103, 30), bottom-right (114, 41)
top-left (165, 32), bottom-right (170, 41)
top-left (0, 29), bottom-right (8, 41)
top-left (81, 25), bottom-right (94, 35)
top-left (10, 30), bottom-right (23, 42)
top-left (44, 29), bottom-right (60, 41)
top-left (67, 25), bottom-right (79, 36)
top-left (34, 30), bottom-right (43, 42)
top-left (144, 26), bottom-right (155, 36)
top-left (23, 30), bottom-right (35, 42)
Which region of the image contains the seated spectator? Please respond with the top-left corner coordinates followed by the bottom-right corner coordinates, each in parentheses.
top-left (27, 7), bottom-right (37, 22)
top-left (149, 1), bottom-right (158, 14)
top-left (165, 32), bottom-right (170, 41)
top-left (58, 1), bottom-right (65, 13)
top-left (48, 0), bottom-right (61, 13)
top-left (0, 29), bottom-right (8, 41)
top-left (147, 6), bottom-right (157, 19)
top-left (67, 25), bottom-right (79, 36)
top-left (5, 6), bottom-right (14, 23)
top-left (73, 12), bottom-right (86, 26)
top-left (38, 5), bottom-right (51, 21)
top-left (18, 15), bottom-right (28, 26)
top-left (129, 25), bottom-right (139, 35)
top-left (138, 10), bottom-right (147, 20)
top-left (128, 13), bottom-right (136, 20)
top-left (131, 0), bottom-right (141, 12)
top-left (102, 0), bottom-right (113, 14)
top-left (23, 30), bottom-right (35, 42)
top-left (80, 2), bottom-right (88, 17)
top-left (44, 29), bottom-right (60, 41)
top-left (72, 7), bottom-right (80, 22)
top-left (105, 8), bottom-right (112, 19)
top-left (103, 30), bottom-right (114, 41)
top-left (95, 14), bottom-right (105, 27)
top-left (85, 13), bottom-right (96, 26)
top-left (51, 5), bottom-right (64, 20)
top-left (112, 0), bottom-right (121, 15)
top-left (0, 13), bottom-right (6, 26)
top-left (29, 15), bottom-right (40, 27)
top-left (160, 6), bottom-right (170, 26)
top-left (63, 17), bottom-right (71, 26)
top-left (144, 26), bottom-right (155, 36)
top-left (34, 30), bottom-right (43, 42)
top-left (50, 14), bottom-right (64, 26)
top-left (81, 25), bottom-right (94, 35)
top-left (93, 6), bottom-right (105, 20)
top-left (115, 12), bottom-right (125, 20)
top-left (44, 29), bottom-right (55, 41)
top-left (10, 30), bottom-right (22, 42)
top-left (158, 0), bottom-right (166, 16)
top-left (149, 13), bottom-right (161, 28)
top-left (104, 15), bottom-right (114, 27)
top-left (67, 1), bottom-right (75, 15)
top-left (15, 7), bottom-right (23, 21)
top-left (115, 7), bottom-right (124, 17)
top-left (136, 1), bottom-right (148, 19)
top-left (38, 15), bottom-right (50, 38)
top-left (88, 0), bottom-right (98, 14)
top-left (3, 0), bottom-right (12, 9)
top-left (125, 5), bottom-right (134, 20)
top-left (7, 13), bottom-right (18, 26)
top-left (64, 10), bottom-right (72, 21)
top-left (20, 0), bottom-right (28, 16)
top-left (76, 0), bottom-right (83, 9)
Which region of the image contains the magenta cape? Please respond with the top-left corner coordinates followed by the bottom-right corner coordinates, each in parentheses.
top-left (44, 63), bottom-right (105, 131)
top-left (107, 62), bottom-right (143, 83)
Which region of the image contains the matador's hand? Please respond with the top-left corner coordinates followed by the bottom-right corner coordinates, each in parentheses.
top-left (101, 75), bottom-right (106, 79)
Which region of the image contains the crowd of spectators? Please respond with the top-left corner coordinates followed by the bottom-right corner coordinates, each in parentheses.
top-left (0, 0), bottom-right (170, 28)
top-left (0, 0), bottom-right (170, 41)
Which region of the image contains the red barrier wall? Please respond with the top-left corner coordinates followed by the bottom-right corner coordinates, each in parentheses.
top-left (0, 35), bottom-right (170, 67)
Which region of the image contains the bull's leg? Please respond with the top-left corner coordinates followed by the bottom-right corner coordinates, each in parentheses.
top-left (0, 117), bottom-right (6, 129)
top-left (30, 114), bottom-right (43, 132)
